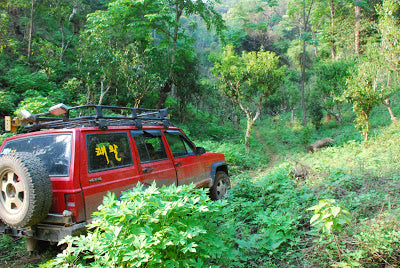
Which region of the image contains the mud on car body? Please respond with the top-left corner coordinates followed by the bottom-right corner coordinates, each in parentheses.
top-left (0, 104), bottom-right (230, 251)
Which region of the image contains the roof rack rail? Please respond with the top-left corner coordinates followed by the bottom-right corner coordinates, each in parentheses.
top-left (8, 104), bottom-right (170, 133)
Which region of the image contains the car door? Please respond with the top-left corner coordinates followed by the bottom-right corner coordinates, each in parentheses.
top-left (80, 131), bottom-right (140, 220)
top-left (163, 129), bottom-right (207, 186)
top-left (131, 129), bottom-right (178, 187)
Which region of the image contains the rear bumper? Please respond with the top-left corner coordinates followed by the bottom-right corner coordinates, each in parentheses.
top-left (0, 221), bottom-right (87, 243)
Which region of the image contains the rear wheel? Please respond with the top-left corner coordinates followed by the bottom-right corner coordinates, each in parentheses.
top-left (209, 171), bottom-right (230, 200)
top-left (0, 153), bottom-right (52, 228)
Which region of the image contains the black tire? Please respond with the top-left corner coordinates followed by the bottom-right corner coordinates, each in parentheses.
top-left (0, 152), bottom-right (52, 228)
top-left (209, 171), bottom-right (230, 200)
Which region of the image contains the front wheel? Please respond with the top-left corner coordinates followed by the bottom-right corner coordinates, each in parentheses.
top-left (209, 171), bottom-right (230, 200)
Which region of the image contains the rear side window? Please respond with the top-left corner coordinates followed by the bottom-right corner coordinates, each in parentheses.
top-left (164, 131), bottom-right (194, 158)
top-left (131, 130), bottom-right (168, 163)
top-left (86, 132), bottom-right (133, 173)
top-left (1, 134), bottom-right (72, 176)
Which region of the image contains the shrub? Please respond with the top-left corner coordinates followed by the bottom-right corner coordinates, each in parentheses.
top-left (0, 133), bottom-right (13, 145)
top-left (220, 168), bottom-right (313, 266)
top-left (43, 183), bottom-right (231, 268)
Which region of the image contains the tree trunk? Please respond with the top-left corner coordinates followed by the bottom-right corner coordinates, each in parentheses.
top-left (364, 114), bottom-right (369, 141)
top-left (245, 118), bottom-right (254, 153)
top-left (328, 0), bottom-right (336, 60)
top-left (382, 98), bottom-right (397, 122)
top-left (300, 0), bottom-right (313, 127)
top-left (355, 3), bottom-right (361, 54)
top-left (27, 0), bottom-right (34, 62)
top-left (310, 27), bottom-right (318, 56)
top-left (155, 79), bottom-right (172, 109)
top-left (60, 21), bottom-right (65, 62)
top-left (238, 101), bottom-right (261, 153)
top-left (301, 37), bottom-right (307, 127)
top-left (99, 66), bottom-right (111, 105)
top-left (155, 3), bottom-right (184, 109)
top-left (99, 78), bottom-right (111, 105)
top-left (362, 111), bottom-right (370, 141)
top-left (336, 103), bottom-right (342, 124)
top-left (59, 20), bottom-right (75, 62)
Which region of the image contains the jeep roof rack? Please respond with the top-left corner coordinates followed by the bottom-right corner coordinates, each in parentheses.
top-left (6, 104), bottom-right (170, 133)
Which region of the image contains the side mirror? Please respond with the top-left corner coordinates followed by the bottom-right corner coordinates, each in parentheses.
top-left (195, 147), bottom-right (206, 155)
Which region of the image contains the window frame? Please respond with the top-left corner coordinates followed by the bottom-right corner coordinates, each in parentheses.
top-left (86, 132), bottom-right (133, 174)
top-left (131, 130), bottom-right (169, 163)
top-left (164, 130), bottom-right (195, 158)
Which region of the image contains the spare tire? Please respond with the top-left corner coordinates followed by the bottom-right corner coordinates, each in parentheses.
top-left (0, 152), bottom-right (52, 228)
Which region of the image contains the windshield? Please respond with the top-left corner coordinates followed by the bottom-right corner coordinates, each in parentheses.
top-left (1, 134), bottom-right (72, 177)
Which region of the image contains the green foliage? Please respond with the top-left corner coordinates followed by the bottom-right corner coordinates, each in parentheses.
top-left (0, 236), bottom-right (28, 263)
top-left (211, 44), bottom-right (283, 151)
top-left (299, 126), bottom-right (312, 145)
top-left (270, 67), bottom-right (301, 113)
top-left (342, 53), bottom-right (381, 141)
top-left (44, 183), bottom-right (230, 267)
top-left (5, 67), bottom-right (57, 96)
top-left (293, 119), bottom-right (400, 266)
top-left (341, 0), bottom-right (400, 139)
top-left (2, 0), bottom-right (400, 267)
top-left (308, 199), bottom-right (351, 234)
top-left (351, 210), bottom-right (400, 266)
top-left (377, 0), bottom-right (400, 73)
top-left (0, 91), bottom-right (16, 115)
top-left (0, 10), bottom-right (8, 53)
top-left (220, 168), bottom-right (312, 265)
top-left (198, 139), bottom-right (268, 170)
top-left (14, 96), bottom-right (54, 116)
top-left (308, 199), bottom-right (351, 264)
top-left (54, 78), bottom-right (84, 106)
top-left (212, 45), bottom-right (282, 106)
top-left (309, 101), bottom-right (323, 130)
top-left (301, 122), bottom-right (400, 179)
top-left (0, 133), bottom-right (13, 144)
top-left (311, 58), bottom-right (354, 121)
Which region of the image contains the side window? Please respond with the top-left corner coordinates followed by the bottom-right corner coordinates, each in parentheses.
top-left (164, 131), bottom-right (194, 158)
top-left (86, 132), bottom-right (133, 173)
top-left (131, 130), bottom-right (168, 163)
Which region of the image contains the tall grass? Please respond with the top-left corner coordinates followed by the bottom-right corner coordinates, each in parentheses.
top-left (300, 122), bottom-right (400, 179)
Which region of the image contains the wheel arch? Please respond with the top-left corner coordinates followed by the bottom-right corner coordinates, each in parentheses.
top-left (210, 161), bottom-right (228, 185)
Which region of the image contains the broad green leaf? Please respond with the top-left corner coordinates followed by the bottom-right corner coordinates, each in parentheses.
top-left (310, 213), bottom-right (321, 224)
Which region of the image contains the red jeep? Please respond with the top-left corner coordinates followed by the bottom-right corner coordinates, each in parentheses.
top-left (0, 104), bottom-right (230, 250)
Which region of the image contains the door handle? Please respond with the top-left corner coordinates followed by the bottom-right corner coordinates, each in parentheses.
top-left (143, 168), bottom-right (154, 173)
top-left (175, 162), bottom-right (183, 167)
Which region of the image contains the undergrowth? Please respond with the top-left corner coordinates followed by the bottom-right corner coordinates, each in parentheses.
top-left (289, 121), bottom-right (400, 266)
top-left (4, 104), bottom-right (400, 267)
top-left (42, 184), bottom-right (232, 267)
top-left (0, 235), bottom-right (28, 263)
top-left (220, 168), bottom-right (314, 266)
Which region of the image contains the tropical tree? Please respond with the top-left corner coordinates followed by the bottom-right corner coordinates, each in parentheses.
top-left (312, 58), bottom-right (354, 123)
top-left (79, 0), bottom-right (223, 108)
top-left (0, 5), bottom-right (8, 53)
top-left (376, 0), bottom-right (400, 122)
top-left (45, 0), bottom-right (83, 62)
top-left (79, 0), bottom-right (155, 105)
top-left (212, 45), bottom-right (283, 152)
top-left (153, 0), bottom-right (225, 109)
top-left (287, 0), bottom-right (316, 126)
top-left (343, 52), bottom-right (381, 141)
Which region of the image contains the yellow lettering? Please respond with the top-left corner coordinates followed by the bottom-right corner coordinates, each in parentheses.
top-left (109, 144), bottom-right (121, 162)
top-left (95, 145), bottom-right (109, 164)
